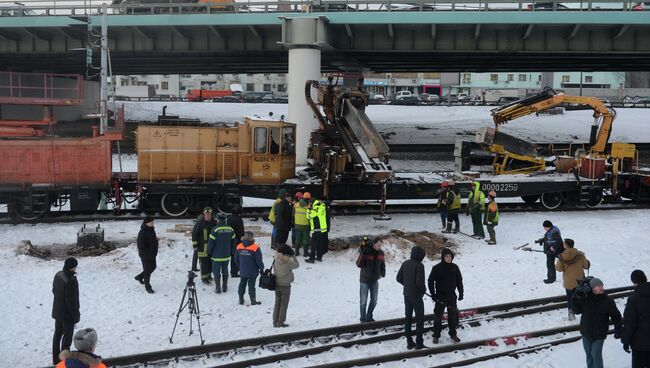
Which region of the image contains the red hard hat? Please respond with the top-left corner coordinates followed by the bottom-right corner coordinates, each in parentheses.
top-left (441, 181), bottom-right (449, 187)
top-left (295, 192), bottom-right (303, 199)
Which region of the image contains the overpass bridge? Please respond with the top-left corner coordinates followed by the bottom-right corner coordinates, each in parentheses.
top-left (0, 0), bottom-right (650, 73)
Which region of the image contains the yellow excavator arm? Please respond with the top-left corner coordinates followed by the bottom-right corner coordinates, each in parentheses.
top-left (491, 87), bottom-right (614, 155)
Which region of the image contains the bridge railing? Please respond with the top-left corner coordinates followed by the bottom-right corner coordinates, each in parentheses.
top-left (0, 0), bottom-right (642, 16)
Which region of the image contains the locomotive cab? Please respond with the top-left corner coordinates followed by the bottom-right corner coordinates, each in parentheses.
top-left (247, 118), bottom-right (296, 183)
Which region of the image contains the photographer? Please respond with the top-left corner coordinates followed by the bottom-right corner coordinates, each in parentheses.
top-left (536, 220), bottom-right (563, 284)
top-left (573, 277), bottom-right (622, 368)
top-left (555, 238), bottom-right (590, 321)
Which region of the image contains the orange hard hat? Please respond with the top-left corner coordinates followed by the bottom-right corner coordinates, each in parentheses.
top-left (302, 192), bottom-right (312, 199)
top-left (295, 192), bottom-right (303, 199)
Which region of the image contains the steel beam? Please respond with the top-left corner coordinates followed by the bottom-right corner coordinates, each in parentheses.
top-left (24, 28), bottom-right (52, 41)
top-left (387, 24), bottom-right (393, 39)
top-left (248, 25), bottom-right (260, 38)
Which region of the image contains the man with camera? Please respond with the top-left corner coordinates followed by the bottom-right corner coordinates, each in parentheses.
top-left (555, 238), bottom-right (590, 321)
top-left (622, 270), bottom-right (650, 368)
top-left (573, 277), bottom-right (622, 368)
top-left (536, 220), bottom-right (564, 284)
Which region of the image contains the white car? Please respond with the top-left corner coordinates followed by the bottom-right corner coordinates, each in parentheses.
top-left (395, 90), bottom-right (412, 100)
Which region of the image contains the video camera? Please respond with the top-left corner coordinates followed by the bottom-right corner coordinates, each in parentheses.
top-left (534, 238), bottom-right (544, 245)
top-left (573, 276), bottom-right (594, 301)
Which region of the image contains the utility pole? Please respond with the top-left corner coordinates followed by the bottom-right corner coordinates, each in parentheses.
top-left (100, 2), bottom-right (108, 134)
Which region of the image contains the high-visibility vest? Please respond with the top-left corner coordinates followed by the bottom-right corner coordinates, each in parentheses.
top-left (268, 198), bottom-right (280, 224)
top-left (448, 190), bottom-right (461, 210)
top-left (468, 184), bottom-right (486, 211)
top-left (308, 200), bottom-right (328, 233)
top-left (293, 204), bottom-right (309, 227)
top-left (486, 201), bottom-right (499, 224)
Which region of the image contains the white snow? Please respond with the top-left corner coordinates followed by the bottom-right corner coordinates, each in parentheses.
top-left (1, 209), bottom-right (646, 367)
top-left (117, 101), bottom-right (650, 144)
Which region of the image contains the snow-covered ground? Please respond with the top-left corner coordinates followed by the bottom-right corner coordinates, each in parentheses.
top-left (1, 209), bottom-right (646, 367)
top-left (118, 101), bottom-right (650, 144)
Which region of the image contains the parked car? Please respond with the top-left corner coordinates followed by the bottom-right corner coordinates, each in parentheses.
top-left (391, 96), bottom-right (420, 105)
top-left (633, 2), bottom-right (650, 10)
top-left (457, 93), bottom-right (470, 103)
top-left (496, 96), bottom-right (520, 106)
top-left (419, 93), bottom-right (440, 105)
top-left (395, 90), bottom-right (413, 100)
top-left (242, 92), bottom-right (266, 103)
top-left (368, 94), bottom-right (386, 104)
top-left (525, 2), bottom-right (569, 10)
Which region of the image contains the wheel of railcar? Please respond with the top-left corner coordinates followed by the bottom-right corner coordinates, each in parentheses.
top-left (214, 194), bottom-right (242, 214)
top-left (521, 195), bottom-right (541, 205)
top-left (8, 202), bottom-right (46, 222)
top-left (584, 189), bottom-right (604, 208)
top-left (160, 194), bottom-right (189, 217)
top-left (540, 192), bottom-right (563, 210)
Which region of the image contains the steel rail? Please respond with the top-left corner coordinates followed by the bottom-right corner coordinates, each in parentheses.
top-left (102, 287), bottom-right (632, 367)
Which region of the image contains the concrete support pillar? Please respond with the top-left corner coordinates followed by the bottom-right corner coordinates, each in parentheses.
top-left (280, 16), bottom-right (329, 165)
top-left (288, 48), bottom-right (320, 165)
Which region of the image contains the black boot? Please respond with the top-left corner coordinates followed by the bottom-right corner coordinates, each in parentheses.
top-left (441, 219), bottom-right (446, 230)
top-left (453, 222), bottom-right (460, 234)
top-left (442, 222), bottom-right (452, 233)
top-left (215, 278), bottom-right (221, 294)
top-left (239, 295), bottom-right (245, 305)
top-left (250, 297), bottom-right (261, 305)
top-left (222, 275), bottom-right (228, 293)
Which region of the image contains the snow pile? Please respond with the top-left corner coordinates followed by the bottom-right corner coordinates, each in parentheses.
top-left (0, 209), bottom-right (647, 367)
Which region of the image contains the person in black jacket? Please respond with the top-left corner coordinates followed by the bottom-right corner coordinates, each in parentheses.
top-left (52, 257), bottom-right (80, 366)
top-left (396, 246), bottom-right (428, 350)
top-left (135, 217), bottom-right (159, 294)
top-left (622, 270), bottom-right (650, 368)
top-left (356, 237), bottom-right (386, 323)
top-left (573, 277), bottom-right (623, 368)
top-left (227, 206), bottom-right (245, 278)
top-left (537, 220), bottom-right (564, 284)
top-left (428, 247), bottom-right (464, 344)
top-left (273, 192), bottom-right (293, 249)
top-left (193, 208), bottom-right (216, 283)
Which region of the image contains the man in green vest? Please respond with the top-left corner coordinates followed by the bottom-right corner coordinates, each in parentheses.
top-left (306, 195), bottom-right (328, 264)
top-left (484, 191), bottom-right (499, 245)
top-left (442, 181), bottom-right (461, 234)
top-left (293, 198), bottom-right (311, 257)
top-left (466, 181), bottom-right (486, 239)
top-left (269, 189), bottom-right (285, 250)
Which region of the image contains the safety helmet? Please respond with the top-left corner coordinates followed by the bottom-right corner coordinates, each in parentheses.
top-left (488, 191), bottom-right (497, 198)
top-left (295, 192), bottom-right (303, 199)
top-left (203, 207), bottom-right (213, 214)
top-left (441, 181), bottom-right (449, 187)
top-left (302, 192), bottom-right (312, 199)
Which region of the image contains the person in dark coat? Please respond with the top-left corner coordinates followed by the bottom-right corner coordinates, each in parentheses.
top-left (235, 231), bottom-right (265, 305)
top-left (428, 247), bottom-right (464, 344)
top-left (227, 206), bottom-right (245, 278)
top-left (192, 208), bottom-right (216, 284)
top-left (52, 257), bottom-right (80, 366)
top-left (396, 246), bottom-right (428, 350)
top-left (573, 277), bottom-right (623, 368)
top-left (537, 220), bottom-right (563, 284)
top-left (273, 192), bottom-right (293, 249)
top-left (135, 217), bottom-right (159, 294)
top-left (356, 237), bottom-right (386, 323)
top-left (622, 270), bottom-right (650, 368)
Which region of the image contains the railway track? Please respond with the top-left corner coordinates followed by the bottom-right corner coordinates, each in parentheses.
top-left (388, 142), bottom-right (650, 153)
top-left (103, 287), bottom-right (633, 368)
top-left (1, 201), bottom-right (649, 225)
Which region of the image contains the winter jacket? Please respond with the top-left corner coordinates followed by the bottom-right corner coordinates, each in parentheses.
top-left (540, 226), bottom-right (563, 257)
top-left (274, 199), bottom-right (293, 232)
top-left (356, 246), bottom-right (386, 283)
top-left (137, 225), bottom-right (159, 260)
top-left (484, 200), bottom-right (499, 225)
top-left (308, 200), bottom-right (328, 233)
top-left (274, 252), bottom-right (299, 286)
top-left (192, 217), bottom-right (216, 257)
top-left (428, 249), bottom-right (464, 300)
top-left (555, 248), bottom-right (590, 290)
top-left (55, 350), bottom-right (107, 368)
top-left (268, 198), bottom-right (281, 225)
top-left (447, 189), bottom-right (461, 214)
top-left (52, 270), bottom-right (80, 323)
top-left (227, 214), bottom-right (245, 240)
top-left (466, 182), bottom-right (485, 214)
top-left (622, 282), bottom-right (650, 351)
top-left (293, 201), bottom-right (310, 231)
top-left (207, 224), bottom-right (236, 261)
top-left (396, 247), bottom-right (426, 298)
top-left (574, 292), bottom-right (622, 341)
top-left (436, 188), bottom-right (447, 210)
top-left (235, 237), bottom-right (265, 278)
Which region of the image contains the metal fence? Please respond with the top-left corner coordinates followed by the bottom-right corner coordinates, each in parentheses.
top-left (0, 0), bottom-right (644, 16)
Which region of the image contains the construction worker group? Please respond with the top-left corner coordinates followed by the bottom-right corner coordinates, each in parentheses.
top-left (436, 180), bottom-right (499, 244)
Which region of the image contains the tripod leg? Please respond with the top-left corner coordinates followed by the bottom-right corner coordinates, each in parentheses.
top-left (191, 288), bottom-right (205, 345)
top-left (169, 287), bottom-right (188, 343)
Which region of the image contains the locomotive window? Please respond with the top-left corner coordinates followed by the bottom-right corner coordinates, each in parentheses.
top-left (254, 127), bottom-right (267, 154)
top-left (269, 127), bottom-right (281, 154)
top-left (282, 127), bottom-right (295, 155)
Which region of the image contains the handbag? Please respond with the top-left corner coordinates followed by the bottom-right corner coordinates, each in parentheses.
top-left (259, 260), bottom-right (276, 291)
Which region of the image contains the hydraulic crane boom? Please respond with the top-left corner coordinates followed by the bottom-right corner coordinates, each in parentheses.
top-left (491, 87), bottom-right (615, 155)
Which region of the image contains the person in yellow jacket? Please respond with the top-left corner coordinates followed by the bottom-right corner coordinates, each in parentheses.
top-left (555, 239), bottom-right (590, 320)
top-left (268, 189), bottom-right (285, 249)
top-left (483, 191), bottom-right (499, 245)
top-left (293, 198), bottom-right (311, 256)
top-left (442, 181), bottom-right (461, 234)
top-left (466, 181), bottom-right (486, 239)
top-left (306, 194), bottom-right (327, 264)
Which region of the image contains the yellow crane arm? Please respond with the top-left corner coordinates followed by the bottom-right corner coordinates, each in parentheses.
top-left (491, 88), bottom-right (615, 155)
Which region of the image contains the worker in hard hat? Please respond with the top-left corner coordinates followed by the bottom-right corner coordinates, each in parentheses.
top-left (442, 181), bottom-right (460, 234)
top-left (436, 181), bottom-right (449, 230)
top-left (483, 191), bottom-right (499, 245)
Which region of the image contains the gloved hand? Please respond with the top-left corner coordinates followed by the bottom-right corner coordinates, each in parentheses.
top-left (623, 344), bottom-right (631, 353)
top-left (458, 294), bottom-right (464, 301)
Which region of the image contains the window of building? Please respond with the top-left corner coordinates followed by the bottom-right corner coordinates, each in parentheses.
top-left (507, 74), bottom-right (514, 82)
top-left (246, 83), bottom-right (255, 92)
top-left (490, 74), bottom-right (498, 82)
top-left (180, 74), bottom-right (191, 78)
top-left (254, 127), bottom-right (267, 154)
top-left (277, 84), bottom-right (286, 92)
top-left (120, 78), bottom-right (129, 86)
top-left (518, 74), bottom-right (527, 82)
top-left (462, 73), bottom-right (471, 83)
top-left (585, 76), bottom-right (593, 83)
top-left (263, 84), bottom-right (271, 92)
top-left (130, 77), bottom-right (137, 84)
top-left (562, 75), bottom-right (570, 83)
top-left (137, 82), bottom-right (148, 86)
top-left (161, 81), bottom-right (169, 90)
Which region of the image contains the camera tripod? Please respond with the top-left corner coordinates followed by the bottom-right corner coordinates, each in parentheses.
top-left (169, 273), bottom-right (205, 345)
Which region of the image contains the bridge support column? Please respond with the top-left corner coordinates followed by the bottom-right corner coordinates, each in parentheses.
top-left (281, 16), bottom-right (329, 165)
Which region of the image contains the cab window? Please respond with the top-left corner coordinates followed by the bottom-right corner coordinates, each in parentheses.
top-left (281, 126), bottom-right (295, 155)
top-left (254, 127), bottom-right (267, 154)
top-left (269, 127), bottom-right (281, 154)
